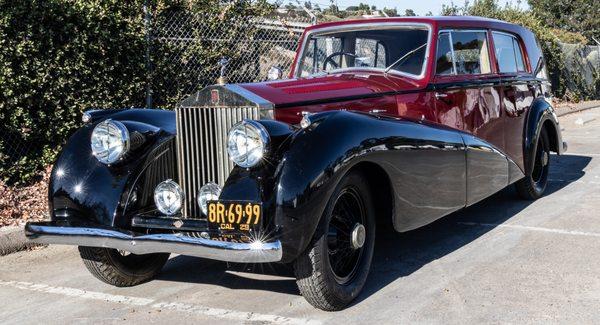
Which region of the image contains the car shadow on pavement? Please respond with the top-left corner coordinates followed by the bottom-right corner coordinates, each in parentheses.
top-left (355, 154), bottom-right (591, 305)
top-left (157, 154), bottom-right (591, 301)
top-left (158, 254), bottom-right (299, 295)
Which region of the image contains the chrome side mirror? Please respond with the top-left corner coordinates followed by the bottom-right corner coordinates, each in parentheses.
top-left (267, 66), bottom-right (283, 81)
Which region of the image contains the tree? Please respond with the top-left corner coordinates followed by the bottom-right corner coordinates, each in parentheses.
top-left (357, 3), bottom-right (371, 12)
top-left (529, 0), bottom-right (599, 43)
top-left (383, 7), bottom-right (398, 16)
top-left (440, 1), bottom-right (462, 15)
top-left (404, 8), bottom-right (416, 16)
top-left (323, 3), bottom-right (341, 16)
top-left (439, 0), bottom-right (596, 100)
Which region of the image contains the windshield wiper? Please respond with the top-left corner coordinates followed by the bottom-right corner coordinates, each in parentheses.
top-left (384, 43), bottom-right (427, 74)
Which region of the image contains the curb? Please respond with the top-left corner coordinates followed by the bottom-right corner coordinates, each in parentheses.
top-left (0, 226), bottom-right (45, 256)
top-left (556, 104), bottom-right (600, 117)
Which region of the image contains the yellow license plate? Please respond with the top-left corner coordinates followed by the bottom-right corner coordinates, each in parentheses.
top-left (207, 201), bottom-right (262, 233)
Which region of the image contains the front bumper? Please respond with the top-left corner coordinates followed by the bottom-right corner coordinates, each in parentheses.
top-left (25, 221), bottom-right (282, 263)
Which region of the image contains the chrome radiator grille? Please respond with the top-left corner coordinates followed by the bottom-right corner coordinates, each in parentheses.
top-left (175, 106), bottom-right (260, 218)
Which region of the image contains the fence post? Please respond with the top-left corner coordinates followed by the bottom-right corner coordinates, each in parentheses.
top-left (299, 3), bottom-right (317, 25)
top-left (144, 0), bottom-right (153, 109)
top-left (593, 37), bottom-right (600, 72)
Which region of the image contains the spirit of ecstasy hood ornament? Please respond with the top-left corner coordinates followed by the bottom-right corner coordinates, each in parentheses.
top-left (217, 56), bottom-right (229, 85)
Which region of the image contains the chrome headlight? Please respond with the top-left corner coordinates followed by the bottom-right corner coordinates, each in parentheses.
top-left (227, 120), bottom-right (269, 168)
top-left (90, 119), bottom-right (129, 164)
top-left (154, 180), bottom-right (183, 216)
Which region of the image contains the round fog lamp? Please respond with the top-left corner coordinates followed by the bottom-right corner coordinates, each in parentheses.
top-left (198, 182), bottom-right (222, 215)
top-left (154, 180), bottom-right (183, 216)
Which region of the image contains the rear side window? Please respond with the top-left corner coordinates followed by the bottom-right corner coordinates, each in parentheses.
top-left (492, 32), bottom-right (526, 73)
top-left (435, 30), bottom-right (491, 75)
top-left (436, 32), bottom-right (454, 75)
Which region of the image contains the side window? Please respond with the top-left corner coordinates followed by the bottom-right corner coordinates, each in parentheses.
top-left (355, 38), bottom-right (387, 68)
top-left (435, 30), bottom-right (491, 75)
top-left (492, 32), bottom-right (526, 73)
top-left (452, 31), bottom-right (491, 74)
top-left (513, 38), bottom-right (525, 72)
top-left (435, 32), bottom-right (454, 75)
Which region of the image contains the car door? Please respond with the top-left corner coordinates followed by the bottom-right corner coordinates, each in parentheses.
top-left (492, 31), bottom-right (534, 172)
top-left (432, 29), bottom-right (503, 147)
top-left (432, 29), bottom-right (509, 205)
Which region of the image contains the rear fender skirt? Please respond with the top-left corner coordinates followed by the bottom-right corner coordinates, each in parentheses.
top-left (524, 98), bottom-right (564, 175)
top-left (462, 134), bottom-right (523, 206)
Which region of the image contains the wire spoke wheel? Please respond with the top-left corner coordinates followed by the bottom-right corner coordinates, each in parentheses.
top-left (532, 131), bottom-right (550, 188)
top-left (516, 128), bottom-right (551, 200)
top-left (327, 187), bottom-right (366, 284)
top-left (293, 171), bottom-right (376, 311)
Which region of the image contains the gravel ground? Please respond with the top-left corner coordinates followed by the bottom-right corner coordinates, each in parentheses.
top-left (1, 109), bottom-right (600, 324)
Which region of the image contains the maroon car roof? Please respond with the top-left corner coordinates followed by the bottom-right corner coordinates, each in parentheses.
top-left (305, 16), bottom-right (521, 32)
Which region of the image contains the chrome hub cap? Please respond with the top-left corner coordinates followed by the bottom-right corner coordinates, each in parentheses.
top-left (351, 223), bottom-right (366, 250)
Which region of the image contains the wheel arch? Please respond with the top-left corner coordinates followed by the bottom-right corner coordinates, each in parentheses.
top-left (523, 97), bottom-right (564, 175)
top-left (542, 118), bottom-right (560, 154)
top-left (347, 161), bottom-right (394, 230)
top-left (272, 110), bottom-right (466, 261)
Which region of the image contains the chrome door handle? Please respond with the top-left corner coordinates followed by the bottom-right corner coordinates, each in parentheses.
top-left (369, 109), bottom-right (386, 114)
top-left (435, 92), bottom-right (448, 100)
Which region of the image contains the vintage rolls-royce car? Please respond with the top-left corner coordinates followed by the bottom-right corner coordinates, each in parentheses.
top-left (26, 16), bottom-right (566, 310)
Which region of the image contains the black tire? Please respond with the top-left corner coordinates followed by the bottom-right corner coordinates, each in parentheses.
top-left (293, 171), bottom-right (375, 311)
top-left (78, 246), bottom-right (169, 287)
top-left (516, 128), bottom-right (551, 200)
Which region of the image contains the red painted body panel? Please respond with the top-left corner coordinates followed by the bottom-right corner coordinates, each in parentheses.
top-left (237, 16), bottom-right (544, 171)
top-left (241, 72), bottom-right (424, 108)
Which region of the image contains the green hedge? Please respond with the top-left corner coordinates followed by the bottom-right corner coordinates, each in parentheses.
top-left (0, 0), bottom-right (274, 185)
top-left (0, 0), bottom-right (148, 184)
top-left (0, 0), bottom-right (595, 185)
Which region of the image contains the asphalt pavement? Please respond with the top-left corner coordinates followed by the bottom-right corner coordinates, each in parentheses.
top-left (1, 108), bottom-right (600, 324)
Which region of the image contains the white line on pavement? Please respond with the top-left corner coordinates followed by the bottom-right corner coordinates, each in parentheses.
top-left (458, 222), bottom-right (600, 238)
top-left (563, 152), bottom-right (600, 157)
top-left (0, 280), bottom-right (321, 325)
top-left (549, 178), bottom-right (600, 185)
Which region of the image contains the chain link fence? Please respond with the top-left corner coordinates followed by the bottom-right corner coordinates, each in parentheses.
top-left (149, 9), bottom-right (313, 108)
top-left (559, 43), bottom-right (600, 99)
top-left (3, 7), bottom-right (600, 186)
top-left (0, 8), bottom-right (313, 185)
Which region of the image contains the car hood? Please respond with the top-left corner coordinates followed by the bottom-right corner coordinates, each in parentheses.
top-left (240, 72), bottom-right (426, 108)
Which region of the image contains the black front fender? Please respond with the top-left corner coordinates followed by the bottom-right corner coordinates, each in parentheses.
top-left (269, 111), bottom-right (467, 262)
top-left (49, 109), bottom-right (176, 227)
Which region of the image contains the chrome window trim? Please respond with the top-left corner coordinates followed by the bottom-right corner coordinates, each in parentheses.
top-left (294, 22), bottom-right (433, 80)
top-left (448, 32), bottom-right (457, 74)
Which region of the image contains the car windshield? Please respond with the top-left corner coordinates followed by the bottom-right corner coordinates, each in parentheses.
top-left (298, 25), bottom-right (430, 78)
